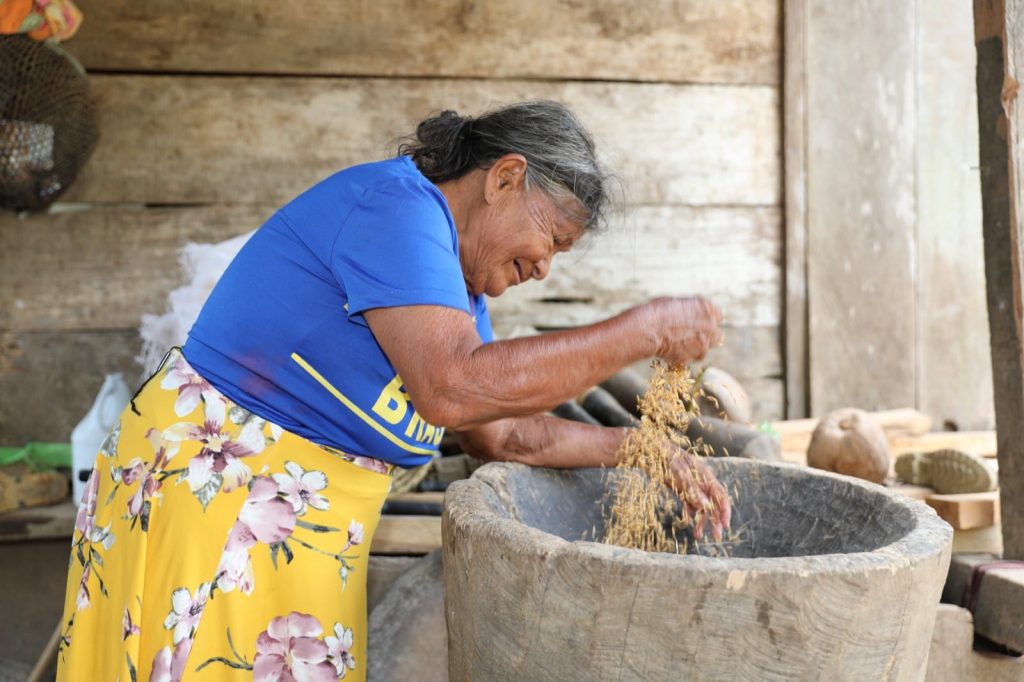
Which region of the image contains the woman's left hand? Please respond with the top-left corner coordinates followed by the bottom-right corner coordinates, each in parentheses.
top-left (667, 451), bottom-right (732, 542)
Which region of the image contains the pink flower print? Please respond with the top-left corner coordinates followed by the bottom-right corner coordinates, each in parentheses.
top-left (87, 522), bottom-right (115, 551)
top-left (352, 456), bottom-right (389, 474)
top-left (122, 457), bottom-right (161, 517)
top-left (74, 468), bottom-right (99, 537)
top-left (99, 420), bottom-right (121, 458)
top-left (215, 522), bottom-right (257, 595)
top-left (122, 429), bottom-right (179, 529)
top-left (238, 477), bottom-right (296, 544)
top-left (346, 520), bottom-right (364, 548)
top-left (163, 583), bottom-right (211, 645)
top-left (324, 623), bottom-right (357, 678)
top-left (253, 612), bottom-right (337, 682)
top-left (160, 358), bottom-right (223, 418)
top-left (165, 403), bottom-right (266, 504)
top-left (120, 458), bottom-right (146, 486)
top-left (213, 478), bottom-right (294, 595)
top-left (122, 607), bottom-right (140, 640)
top-left (126, 471), bottom-right (159, 518)
top-left (150, 637), bottom-right (193, 682)
top-left (272, 461), bottom-right (330, 516)
top-left (76, 564), bottom-right (91, 611)
top-left (215, 545), bottom-right (255, 595)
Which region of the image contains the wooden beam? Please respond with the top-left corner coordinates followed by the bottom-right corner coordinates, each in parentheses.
top-left (61, 76), bottom-right (780, 207)
top-left (771, 407), bottom-right (932, 453)
top-left (66, 0), bottom-right (780, 86)
top-left (370, 515), bottom-right (441, 555)
top-left (783, 0), bottom-right (809, 418)
top-left (0, 501), bottom-right (442, 555)
top-left (0, 500), bottom-right (76, 542)
top-left (925, 491), bottom-right (1001, 531)
top-left (973, 0), bottom-right (1024, 560)
top-left (804, 1), bottom-right (918, 414)
top-left (888, 431), bottom-right (998, 457)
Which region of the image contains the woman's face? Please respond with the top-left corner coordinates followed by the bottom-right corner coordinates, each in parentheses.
top-left (457, 156), bottom-right (586, 298)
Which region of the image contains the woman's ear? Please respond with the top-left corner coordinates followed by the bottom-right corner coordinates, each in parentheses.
top-left (484, 154), bottom-right (528, 203)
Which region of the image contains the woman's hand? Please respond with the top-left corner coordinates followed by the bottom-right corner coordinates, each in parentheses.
top-left (667, 451), bottom-right (732, 542)
top-left (643, 297), bottom-right (723, 367)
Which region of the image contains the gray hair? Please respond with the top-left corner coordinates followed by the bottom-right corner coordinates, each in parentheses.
top-left (397, 101), bottom-right (610, 232)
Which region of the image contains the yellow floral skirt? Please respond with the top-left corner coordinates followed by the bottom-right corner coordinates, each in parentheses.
top-left (57, 349), bottom-right (393, 681)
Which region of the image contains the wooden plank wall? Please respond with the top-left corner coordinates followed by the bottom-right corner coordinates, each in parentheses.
top-left (792, 0), bottom-right (994, 428)
top-left (0, 1), bottom-right (784, 444)
top-left (917, 0), bottom-right (993, 430)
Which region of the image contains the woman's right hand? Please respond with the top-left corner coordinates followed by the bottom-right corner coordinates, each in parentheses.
top-left (641, 296), bottom-right (724, 366)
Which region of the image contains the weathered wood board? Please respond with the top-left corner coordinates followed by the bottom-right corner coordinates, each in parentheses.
top-left (925, 491), bottom-right (1000, 530)
top-left (771, 408), bottom-right (932, 454)
top-left (371, 515), bottom-right (441, 555)
top-left (974, 0), bottom-right (1024, 560)
top-left (62, 76), bottom-right (780, 208)
top-left (0, 330), bottom-right (143, 445)
top-left (889, 430), bottom-right (998, 457)
top-left (783, 0), bottom-right (809, 419)
top-left (1, 199), bottom-right (786, 441)
top-left (490, 205), bottom-right (781, 329)
top-left (917, 0), bottom-right (994, 431)
top-left (1, 205), bottom-right (269, 332)
top-left (804, 0), bottom-right (917, 414)
top-left (68, 0), bottom-right (780, 85)
top-left (2, 7), bottom-right (788, 444)
top-left (0, 500), bottom-right (77, 542)
top-left (3, 205), bottom-right (779, 331)
top-left (0, 500), bottom-right (440, 555)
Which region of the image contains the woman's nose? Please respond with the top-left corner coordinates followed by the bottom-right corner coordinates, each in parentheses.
top-left (533, 257), bottom-right (551, 281)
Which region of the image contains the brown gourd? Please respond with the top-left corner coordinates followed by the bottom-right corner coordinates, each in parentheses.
top-left (807, 408), bottom-right (890, 484)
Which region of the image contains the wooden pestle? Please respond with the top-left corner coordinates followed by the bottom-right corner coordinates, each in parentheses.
top-left (578, 386), bottom-right (639, 427)
top-left (551, 400), bottom-right (602, 425)
top-left (686, 415), bottom-right (781, 461)
top-left (599, 367), bottom-right (647, 417)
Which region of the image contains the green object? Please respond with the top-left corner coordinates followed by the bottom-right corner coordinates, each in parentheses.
top-left (0, 442), bottom-right (72, 471)
top-left (757, 420), bottom-right (780, 440)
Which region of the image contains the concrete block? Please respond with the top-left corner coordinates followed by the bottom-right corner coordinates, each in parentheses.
top-left (926, 605), bottom-right (1024, 682)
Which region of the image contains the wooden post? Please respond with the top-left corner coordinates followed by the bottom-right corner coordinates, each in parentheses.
top-left (974, 0), bottom-right (1024, 559)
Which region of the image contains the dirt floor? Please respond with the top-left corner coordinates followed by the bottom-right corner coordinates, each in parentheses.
top-left (0, 540), bottom-right (69, 680)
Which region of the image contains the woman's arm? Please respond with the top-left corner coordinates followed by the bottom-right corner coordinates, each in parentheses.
top-left (362, 296), bottom-right (720, 431)
top-left (456, 414), bottom-right (628, 469)
top-left (459, 415), bottom-right (731, 541)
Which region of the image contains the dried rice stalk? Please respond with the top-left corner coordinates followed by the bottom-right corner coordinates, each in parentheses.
top-left (603, 361), bottom-right (720, 554)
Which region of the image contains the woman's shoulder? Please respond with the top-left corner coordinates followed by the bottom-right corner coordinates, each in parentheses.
top-left (354, 157), bottom-right (446, 206)
top-left (279, 157), bottom-right (449, 230)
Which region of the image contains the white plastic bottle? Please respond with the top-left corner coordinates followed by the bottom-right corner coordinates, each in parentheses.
top-left (71, 373), bottom-right (131, 506)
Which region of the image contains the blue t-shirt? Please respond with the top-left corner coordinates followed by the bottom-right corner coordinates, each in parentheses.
top-left (182, 156), bottom-right (493, 468)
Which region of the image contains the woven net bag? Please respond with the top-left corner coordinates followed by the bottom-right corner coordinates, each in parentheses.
top-left (0, 35), bottom-right (97, 211)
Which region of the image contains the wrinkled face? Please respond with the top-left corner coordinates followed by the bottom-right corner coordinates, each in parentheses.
top-left (460, 183), bottom-right (586, 298)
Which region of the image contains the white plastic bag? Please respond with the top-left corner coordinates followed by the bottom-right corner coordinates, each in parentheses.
top-left (71, 373), bottom-right (131, 505)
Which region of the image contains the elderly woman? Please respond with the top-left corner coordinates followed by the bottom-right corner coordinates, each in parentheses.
top-left (57, 101), bottom-right (729, 681)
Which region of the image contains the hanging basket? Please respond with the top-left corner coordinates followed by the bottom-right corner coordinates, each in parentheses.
top-left (0, 35), bottom-right (98, 212)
